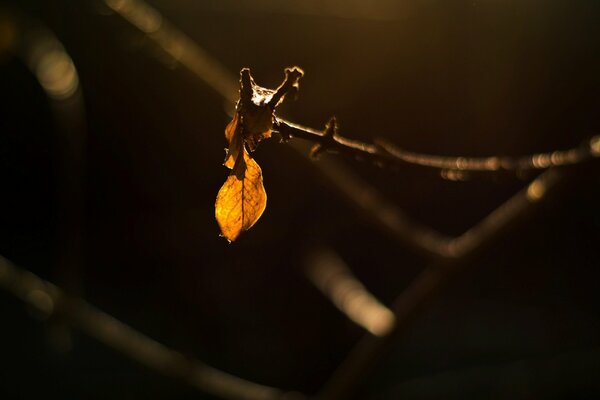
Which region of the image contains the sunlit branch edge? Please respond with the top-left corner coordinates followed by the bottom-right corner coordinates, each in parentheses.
top-left (274, 118), bottom-right (600, 175)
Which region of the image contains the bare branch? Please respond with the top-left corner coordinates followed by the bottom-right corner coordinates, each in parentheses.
top-left (377, 137), bottom-right (600, 172)
top-left (274, 118), bottom-right (387, 166)
top-left (276, 118), bottom-right (600, 175)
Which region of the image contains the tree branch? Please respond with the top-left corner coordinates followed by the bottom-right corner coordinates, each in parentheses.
top-left (305, 247), bottom-right (396, 337)
top-left (275, 118), bottom-right (600, 175)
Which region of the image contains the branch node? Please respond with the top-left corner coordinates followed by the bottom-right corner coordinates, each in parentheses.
top-left (310, 116), bottom-right (338, 159)
top-left (272, 119), bottom-right (290, 143)
top-left (235, 67), bottom-right (304, 151)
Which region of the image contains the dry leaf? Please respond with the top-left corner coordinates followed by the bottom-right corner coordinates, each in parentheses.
top-left (223, 113), bottom-right (242, 169)
top-left (215, 67), bottom-right (304, 241)
top-left (216, 111), bottom-right (267, 242)
top-left (215, 151), bottom-right (267, 242)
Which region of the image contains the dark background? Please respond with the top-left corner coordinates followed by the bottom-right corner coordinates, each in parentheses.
top-left (0, 0), bottom-right (599, 398)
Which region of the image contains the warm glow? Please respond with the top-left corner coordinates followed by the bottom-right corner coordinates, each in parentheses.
top-left (35, 48), bottom-right (79, 99)
top-left (306, 249), bottom-right (395, 337)
top-left (105, 0), bottom-right (163, 33)
top-left (26, 288), bottom-right (54, 318)
top-left (24, 33), bottom-right (79, 100)
top-left (440, 169), bottom-right (467, 181)
top-left (526, 179), bottom-right (546, 202)
top-left (531, 153), bottom-right (551, 169)
top-left (591, 136), bottom-right (600, 156)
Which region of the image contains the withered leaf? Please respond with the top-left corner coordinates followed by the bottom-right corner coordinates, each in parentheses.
top-left (215, 67), bottom-right (304, 241)
top-left (216, 114), bottom-right (267, 242)
top-left (215, 152), bottom-right (267, 242)
top-left (239, 67), bottom-right (303, 151)
top-left (223, 113), bottom-right (242, 169)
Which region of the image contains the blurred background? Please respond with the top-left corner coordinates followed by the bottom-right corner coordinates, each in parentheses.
top-left (0, 0), bottom-right (599, 398)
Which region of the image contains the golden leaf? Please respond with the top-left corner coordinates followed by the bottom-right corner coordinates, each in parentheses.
top-left (215, 144), bottom-right (267, 242)
top-left (216, 112), bottom-right (267, 241)
top-left (223, 113), bottom-right (242, 169)
top-left (215, 67), bottom-right (304, 241)
top-left (242, 101), bottom-right (272, 152)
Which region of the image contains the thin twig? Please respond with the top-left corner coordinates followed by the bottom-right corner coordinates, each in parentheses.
top-left (275, 118), bottom-right (600, 174)
top-left (275, 118), bottom-right (387, 166)
top-left (0, 255), bottom-right (294, 400)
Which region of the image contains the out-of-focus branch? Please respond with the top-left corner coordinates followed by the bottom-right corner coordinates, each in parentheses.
top-left (294, 142), bottom-right (454, 259)
top-left (318, 167), bottom-right (567, 400)
top-left (0, 7), bottom-right (89, 353)
top-left (305, 248), bottom-right (396, 337)
top-left (290, 141), bottom-right (570, 260)
top-left (103, 0), bottom-right (239, 103)
top-left (308, 170), bottom-right (568, 399)
top-left (0, 255), bottom-right (294, 400)
top-left (444, 170), bottom-right (562, 258)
